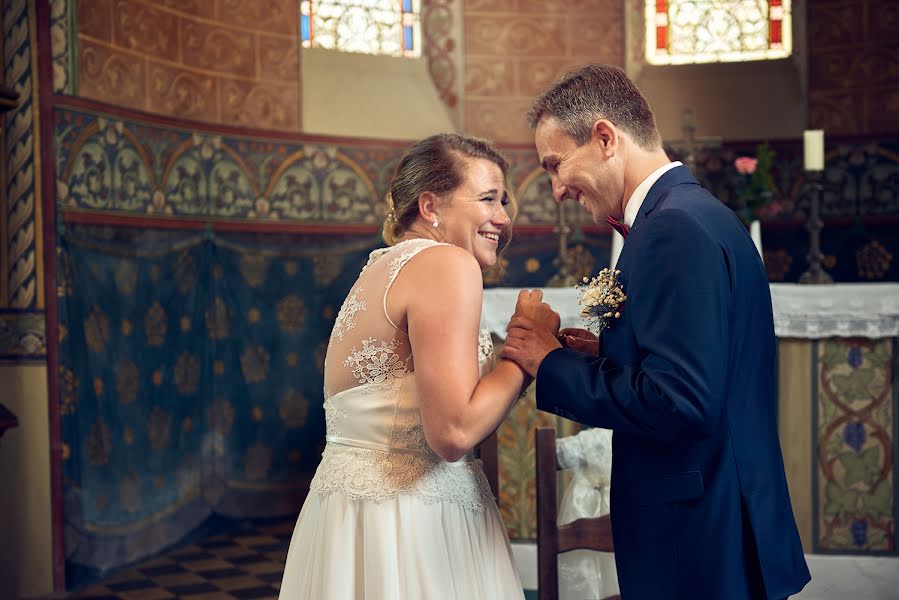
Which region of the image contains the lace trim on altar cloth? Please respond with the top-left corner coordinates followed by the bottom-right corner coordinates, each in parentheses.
top-left (309, 444), bottom-right (495, 511)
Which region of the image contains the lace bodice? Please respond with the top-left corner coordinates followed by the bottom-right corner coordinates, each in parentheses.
top-left (312, 239), bottom-right (496, 510)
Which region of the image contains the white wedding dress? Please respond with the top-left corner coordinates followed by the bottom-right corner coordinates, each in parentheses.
top-left (279, 238), bottom-right (524, 599)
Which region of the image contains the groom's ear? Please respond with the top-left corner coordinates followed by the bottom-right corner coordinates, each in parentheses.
top-left (417, 191), bottom-right (441, 223)
top-left (591, 119), bottom-right (618, 157)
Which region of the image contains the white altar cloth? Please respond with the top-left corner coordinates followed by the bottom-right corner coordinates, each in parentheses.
top-left (483, 283), bottom-right (899, 340)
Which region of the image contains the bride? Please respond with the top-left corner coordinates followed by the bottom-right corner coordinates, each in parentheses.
top-left (279, 133), bottom-right (549, 599)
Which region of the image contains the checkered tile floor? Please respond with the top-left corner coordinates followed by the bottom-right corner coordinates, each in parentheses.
top-left (67, 520), bottom-right (295, 599)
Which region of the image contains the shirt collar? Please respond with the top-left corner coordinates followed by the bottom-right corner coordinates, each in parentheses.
top-left (623, 161), bottom-right (682, 227)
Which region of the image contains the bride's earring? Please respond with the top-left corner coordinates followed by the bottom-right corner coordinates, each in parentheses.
top-left (432, 219), bottom-right (439, 228)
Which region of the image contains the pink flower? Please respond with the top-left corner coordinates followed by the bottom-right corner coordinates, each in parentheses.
top-left (755, 200), bottom-right (783, 218)
top-left (734, 157), bottom-right (758, 175)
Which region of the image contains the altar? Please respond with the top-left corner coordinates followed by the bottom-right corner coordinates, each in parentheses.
top-left (482, 283), bottom-right (899, 570)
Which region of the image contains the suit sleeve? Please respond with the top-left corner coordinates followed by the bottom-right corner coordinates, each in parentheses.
top-left (536, 209), bottom-right (733, 441)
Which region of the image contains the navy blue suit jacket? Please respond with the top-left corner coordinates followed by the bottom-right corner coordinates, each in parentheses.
top-left (536, 166), bottom-right (810, 599)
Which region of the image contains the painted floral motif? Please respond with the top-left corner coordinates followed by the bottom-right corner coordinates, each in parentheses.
top-left (205, 298), bottom-right (230, 339)
top-left (144, 302), bottom-right (167, 346)
top-left (114, 259), bottom-right (138, 295)
top-left (244, 442), bottom-right (272, 481)
top-left (276, 294), bottom-right (307, 333)
top-left (84, 305), bottom-right (110, 353)
top-left (857, 241), bottom-right (893, 279)
top-left (240, 344), bottom-right (271, 384)
top-left (280, 388), bottom-right (309, 429)
top-left (115, 359), bottom-right (139, 404)
top-left (208, 397), bottom-right (235, 435)
top-left (87, 418), bottom-right (112, 466)
top-left (313, 254), bottom-right (343, 286)
top-left (174, 352), bottom-right (199, 395)
top-left (239, 254), bottom-right (268, 287)
top-left (60, 366), bottom-right (79, 415)
top-left (119, 471), bottom-right (142, 514)
top-left (174, 251), bottom-right (199, 295)
top-left (147, 405), bottom-right (172, 451)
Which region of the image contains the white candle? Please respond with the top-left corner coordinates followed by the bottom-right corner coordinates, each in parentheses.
top-left (803, 129), bottom-right (825, 171)
top-left (750, 219), bottom-right (763, 258)
top-left (610, 230), bottom-right (624, 269)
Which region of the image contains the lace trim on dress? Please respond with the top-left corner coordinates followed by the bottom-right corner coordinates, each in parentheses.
top-left (329, 287), bottom-right (366, 347)
top-left (389, 414), bottom-right (434, 456)
top-left (387, 243), bottom-right (437, 288)
top-left (478, 328), bottom-right (495, 365)
top-left (344, 338), bottom-right (409, 390)
top-left (323, 390), bottom-right (348, 438)
top-left (309, 444), bottom-right (495, 511)
top-left (384, 240), bottom-right (450, 334)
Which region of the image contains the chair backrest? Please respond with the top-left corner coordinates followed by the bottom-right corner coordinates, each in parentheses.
top-left (535, 426), bottom-right (620, 600)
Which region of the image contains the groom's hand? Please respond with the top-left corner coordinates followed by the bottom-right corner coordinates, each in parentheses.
top-left (501, 290), bottom-right (562, 377)
top-left (558, 327), bottom-right (599, 357)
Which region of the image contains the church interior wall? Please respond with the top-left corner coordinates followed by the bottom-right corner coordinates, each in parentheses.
top-left (0, 0), bottom-right (896, 596)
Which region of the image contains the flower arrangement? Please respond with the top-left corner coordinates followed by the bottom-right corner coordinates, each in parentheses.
top-left (576, 268), bottom-right (627, 334)
top-left (734, 142), bottom-right (781, 224)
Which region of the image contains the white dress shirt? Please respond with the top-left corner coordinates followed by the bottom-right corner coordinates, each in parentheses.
top-left (610, 161), bottom-right (682, 268)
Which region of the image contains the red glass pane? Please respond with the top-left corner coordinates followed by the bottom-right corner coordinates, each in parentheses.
top-left (656, 25), bottom-right (667, 51)
top-left (656, 0), bottom-right (667, 12)
top-left (770, 19), bottom-right (782, 44)
top-left (769, 0), bottom-right (782, 6)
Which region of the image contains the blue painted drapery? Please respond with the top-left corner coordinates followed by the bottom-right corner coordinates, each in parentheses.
top-left (58, 226), bottom-right (380, 584)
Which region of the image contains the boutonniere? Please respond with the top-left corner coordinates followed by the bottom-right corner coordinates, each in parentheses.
top-left (576, 268), bottom-right (627, 334)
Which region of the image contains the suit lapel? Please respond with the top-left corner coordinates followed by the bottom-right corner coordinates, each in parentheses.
top-left (631, 165), bottom-right (699, 233)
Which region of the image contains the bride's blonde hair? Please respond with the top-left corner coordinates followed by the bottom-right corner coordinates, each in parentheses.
top-left (382, 134), bottom-right (517, 270)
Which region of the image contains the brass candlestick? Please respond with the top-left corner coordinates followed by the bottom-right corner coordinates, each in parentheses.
top-left (798, 171), bottom-right (833, 284)
top-left (547, 202), bottom-right (581, 288)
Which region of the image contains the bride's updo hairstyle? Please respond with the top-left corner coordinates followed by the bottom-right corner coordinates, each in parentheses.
top-left (382, 133), bottom-right (517, 254)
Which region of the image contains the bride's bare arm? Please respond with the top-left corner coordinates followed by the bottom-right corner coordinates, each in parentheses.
top-left (390, 245), bottom-right (528, 462)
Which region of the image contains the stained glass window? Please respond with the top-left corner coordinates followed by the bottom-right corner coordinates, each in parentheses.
top-left (300, 0), bottom-right (421, 58)
top-left (646, 1), bottom-right (792, 65)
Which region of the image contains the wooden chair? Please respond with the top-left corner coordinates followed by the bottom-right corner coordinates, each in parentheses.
top-left (535, 426), bottom-right (621, 600)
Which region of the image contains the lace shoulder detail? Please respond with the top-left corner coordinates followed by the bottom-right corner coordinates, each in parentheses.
top-left (386, 239), bottom-right (450, 288)
top-left (329, 287), bottom-right (366, 347)
top-left (309, 445), bottom-right (495, 511)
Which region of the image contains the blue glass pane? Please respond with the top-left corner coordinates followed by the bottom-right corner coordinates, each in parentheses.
top-left (404, 0), bottom-right (412, 12)
top-left (404, 25), bottom-right (412, 50)
top-left (301, 15), bottom-right (310, 41)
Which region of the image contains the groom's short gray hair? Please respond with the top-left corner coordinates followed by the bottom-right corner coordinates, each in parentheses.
top-left (526, 64), bottom-right (663, 151)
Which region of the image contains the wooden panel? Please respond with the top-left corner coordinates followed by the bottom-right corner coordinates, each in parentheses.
top-left (778, 338), bottom-right (813, 552)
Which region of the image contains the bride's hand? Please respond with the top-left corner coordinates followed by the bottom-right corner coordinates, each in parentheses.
top-left (558, 328), bottom-right (599, 357)
top-left (512, 289), bottom-right (561, 336)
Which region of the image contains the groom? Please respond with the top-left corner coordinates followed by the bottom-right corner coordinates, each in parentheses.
top-left (502, 65), bottom-right (810, 600)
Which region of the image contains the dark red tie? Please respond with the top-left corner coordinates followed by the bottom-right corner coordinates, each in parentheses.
top-left (606, 215), bottom-right (630, 238)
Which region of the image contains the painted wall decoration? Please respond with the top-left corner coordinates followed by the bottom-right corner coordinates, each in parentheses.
top-left (58, 225), bottom-right (380, 585)
top-left (74, 0), bottom-right (302, 130)
top-left (0, 0), bottom-right (46, 362)
top-left (816, 339), bottom-right (894, 552)
top-left (808, 0), bottom-right (899, 135)
top-left (463, 0), bottom-right (625, 144)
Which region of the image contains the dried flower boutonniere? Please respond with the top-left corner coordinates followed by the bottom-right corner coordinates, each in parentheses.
top-left (576, 268), bottom-right (627, 334)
